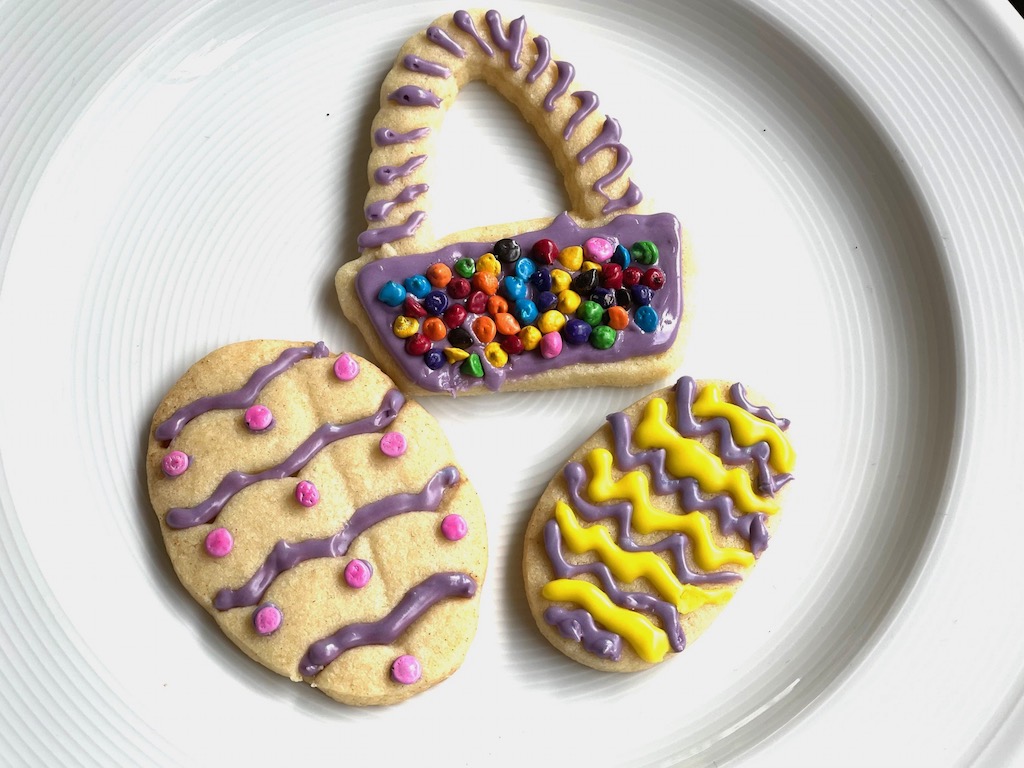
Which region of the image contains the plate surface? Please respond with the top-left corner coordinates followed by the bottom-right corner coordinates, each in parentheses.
top-left (1, 1), bottom-right (1022, 765)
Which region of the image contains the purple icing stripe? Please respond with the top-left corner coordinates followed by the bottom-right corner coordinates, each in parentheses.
top-left (374, 127), bottom-right (430, 147)
top-left (154, 342), bottom-right (329, 442)
top-left (403, 54), bottom-right (451, 79)
top-left (544, 606), bottom-right (622, 661)
top-left (577, 118), bottom-right (644, 215)
top-left (299, 572), bottom-right (477, 676)
top-left (365, 184), bottom-right (428, 222)
top-left (214, 467), bottom-right (460, 610)
top-left (731, 382), bottom-right (791, 429)
top-left (603, 181), bottom-right (643, 214)
top-left (543, 61), bottom-right (575, 111)
top-left (388, 85), bottom-right (442, 108)
top-left (165, 390), bottom-right (405, 529)
top-left (564, 90), bottom-right (599, 140)
top-left (357, 211), bottom-right (426, 250)
top-left (675, 377), bottom-right (793, 496)
top-left (564, 462), bottom-right (741, 584)
top-left (426, 25), bottom-right (465, 58)
top-left (485, 10), bottom-right (526, 70)
top-left (526, 36), bottom-right (550, 84)
top-left (544, 520), bottom-right (685, 653)
top-left (374, 155), bottom-right (426, 185)
top-left (453, 11), bottom-right (494, 56)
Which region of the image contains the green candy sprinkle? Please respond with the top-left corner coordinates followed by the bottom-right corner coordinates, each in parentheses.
top-left (460, 353), bottom-right (484, 378)
top-left (631, 240), bottom-right (659, 265)
top-left (455, 257), bottom-right (476, 278)
top-left (577, 300), bottom-right (604, 327)
top-left (590, 325), bottom-right (617, 350)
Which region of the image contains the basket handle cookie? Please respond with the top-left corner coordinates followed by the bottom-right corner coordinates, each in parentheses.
top-left (358, 9), bottom-right (644, 255)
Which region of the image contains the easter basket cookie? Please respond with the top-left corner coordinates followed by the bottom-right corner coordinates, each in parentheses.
top-left (147, 341), bottom-right (487, 705)
top-left (336, 9), bottom-right (688, 395)
top-left (523, 376), bottom-right (794, 670)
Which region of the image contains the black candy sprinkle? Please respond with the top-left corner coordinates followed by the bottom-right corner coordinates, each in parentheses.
top-left (448, 327), bottom-right (474, 349)
top-left (494, 238), bottom-right (521, 263)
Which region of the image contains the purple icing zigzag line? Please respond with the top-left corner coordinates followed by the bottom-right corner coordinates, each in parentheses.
top-left (214, 467), bottom-right (460, 610)
top-left (605, 412), bottom-right (771, 557)
top-left (544, 606), bottom-right (622, 661)
top-left (563, 462), bottom-right (741, 584)
top-left (730, 382), bottom-right (791, 429)
top-left (299, 572), bottom-right (477, 676)
top-left (165, 389), bottom-right (406, 529)
top-left (544, 520), bottom-right (685, 653)
top-left (154, 342), bottom-right (330, 442)
top-left (675, 377), bottom-right (793, 496)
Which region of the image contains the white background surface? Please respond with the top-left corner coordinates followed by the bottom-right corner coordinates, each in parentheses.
top-left (1, 1), bottom-right (1023, 765)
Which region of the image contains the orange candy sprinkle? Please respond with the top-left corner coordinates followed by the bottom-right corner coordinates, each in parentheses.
top-left (472, 316), bottom-right (497, 343)
top-left (426, 263), bottom-right (452, 288)
top-left (486, 295), bottom-right (509, 316)
top-left (471, 272), bottom-right (499, 295)
top-left (494, 312), bottom-right (521, 336)
top-left (607, 306), bottom-right (629, 331)
top-left (422, 316), bottom-right (447, 341)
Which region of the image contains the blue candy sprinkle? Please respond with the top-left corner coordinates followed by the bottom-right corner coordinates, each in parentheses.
top-left (514, 257), bottom-right (537, 282)
top-left (611, 244), bottom-right (631, 268)
top-left (403, 274), bottom-right (431, 299)
top-left (529, 268), bottom-right (552, 292)
top-left (422, 290), bottom-right (449, 316)
top-left (634, 305), bottom-right (658, 333)
top-left (514, 299), bottom-right (539, 326)
top-left (424, 348), bottom-right (445, 370)
top-left (377, 280), bottom-right (407, 307)
top-left (501, 276), bottom-right (528, 302)
top-left (630, 284), bottom-right (654, 306)
top-left (535, 290), bottom-right (558, 312)
top-left (563, 318), bottom-right (592, 345)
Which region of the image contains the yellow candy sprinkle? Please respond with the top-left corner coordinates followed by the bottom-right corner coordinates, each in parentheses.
top-left (537, 310), bottom-right (566, 334)
top-left (443, 347), bottom-right (470, 363)
top-left (557, 290), bottom-right (581, 314)
top-left (392, 316), bottom-right (419, 338)
top-left (476, 253), bottom-right (501, 277)
top-left (483, 341), bottom-right (508, 368)
top-left (582, 261), bottom-right (602, 272)
top-left (559, 245), bottom-right (584, 271)
top-left (519, 326), bottom-right (542, 351)
top-left (550, 269), bottom-right (572, 294)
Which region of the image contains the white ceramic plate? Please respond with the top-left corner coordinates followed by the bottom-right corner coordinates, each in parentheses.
top-left (2, 1), bottom-right (1023, 765)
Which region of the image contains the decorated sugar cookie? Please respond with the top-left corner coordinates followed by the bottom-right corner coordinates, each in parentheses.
top-left (336, 9), bottom-right (687, 395)
top-left (523, 376), bottom-right (794, 670)
top-left (147, 340), bottom-right (487, 704)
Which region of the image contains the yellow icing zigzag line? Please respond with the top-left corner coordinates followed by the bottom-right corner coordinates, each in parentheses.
top-left (692, 385), bottom-right (796, 473)
top-left (585, 451), bottom-right (756, 570)
top-left (542, 578), bottom-right (670, 663)
top-left (633, 398), bottom-right (779, 514)
top-left (554, 501), bottom-right (736, 613)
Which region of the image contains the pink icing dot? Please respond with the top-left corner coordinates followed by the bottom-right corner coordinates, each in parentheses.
top-left (540, 331), bottom-right (562, 359)
top-left (391, 654), bottom-right (421, 685)
top-left (161, 450), bottom-right (190, 477)
top-left (344, 559), bottom-right (373, 588)
top-left (441, 514), bottom-right (468, 541)
top-left (253, 604), bottom-right (282, 636)
top-left (379, 431), bottom-right (407, 458)
top-left (244, 404), bottom-right (274, 431)
top-left (295, 480), bottom-right (320, 507)
top-left (583, 237), bottom-right (614, 263)
top-left (333, 353), bottom-right (360, 381)
top-left (204, 527), bottom-right (233, 558)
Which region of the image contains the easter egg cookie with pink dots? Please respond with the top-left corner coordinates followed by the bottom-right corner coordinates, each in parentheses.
top-left (146, 340), bottom-right (487, 705)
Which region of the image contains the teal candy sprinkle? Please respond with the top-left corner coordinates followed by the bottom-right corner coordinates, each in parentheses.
top-left (634, 305), bottom-right (658, 332)
top-left (377, 281), bottom-right (407, 307)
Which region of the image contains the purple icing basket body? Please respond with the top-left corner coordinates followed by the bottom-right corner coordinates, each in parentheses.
top-left (336, 9), bottom-right (687, 395)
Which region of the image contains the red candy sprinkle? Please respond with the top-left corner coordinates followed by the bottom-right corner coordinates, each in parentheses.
top-left (532, 238), bottom-right (559, 265)
top-left (500, 334), bottom-right (524, 355)
top-left (601, 262), bottom-right (624, 289)
top-left (404, 333), bottom-right (431, 355)
top-left (447, 277), bottom-right (471, 299)
top-left (442, 304), bottom-right (467, 329)
top-left (403, 295), bottom-right (427, 318)
top-left (466, 290), bottom-right (488, 314)
top-left (642, 267), bottom-right (666, 290)
top-left (622, 266), bottom-right (644, 288)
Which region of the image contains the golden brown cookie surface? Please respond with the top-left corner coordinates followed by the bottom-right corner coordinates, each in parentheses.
top-left (147, 340), bottom-right (486, 705)
top-left (523, 375), bottom-right (794, 671)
